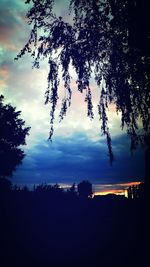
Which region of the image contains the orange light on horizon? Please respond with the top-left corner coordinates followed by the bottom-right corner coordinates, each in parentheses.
top-left (93, 181), bottom-right (143, 197)
top-left (94, 189), bottom-right (125, 196)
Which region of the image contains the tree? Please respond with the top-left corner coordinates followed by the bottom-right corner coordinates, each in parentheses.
top-left (78, 180), bottom-right (93, 198)
top-left (0, 95), bottom-right (30, 178)
top-left (16, 0), bottom-right (149, 165)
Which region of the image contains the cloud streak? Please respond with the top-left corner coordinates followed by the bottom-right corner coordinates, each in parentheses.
top-left (12, 133), bottom-right (145, 187)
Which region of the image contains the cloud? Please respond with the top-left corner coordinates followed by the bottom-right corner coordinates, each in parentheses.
top-left (0, 0), bottom-right (124, 146)
top-left (0, 64), bottom-right (9, 87)
top-left (12, 133), bottom-right (145, 186)
top-left (1, 1), bottom-right (145, 191)
top-left (0, 0), bottom-right (30, 50)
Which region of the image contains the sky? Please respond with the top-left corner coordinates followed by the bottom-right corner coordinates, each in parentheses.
top-left (0, 0), bottom-right (145, 195)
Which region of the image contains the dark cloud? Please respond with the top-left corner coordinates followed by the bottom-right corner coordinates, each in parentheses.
top-left (12, 133), bottom-right (145, 186)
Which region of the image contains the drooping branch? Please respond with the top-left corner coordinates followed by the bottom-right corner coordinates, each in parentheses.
top-left (16, 0), bottom-right (150, 161)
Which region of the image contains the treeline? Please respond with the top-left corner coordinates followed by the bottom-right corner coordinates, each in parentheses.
top-left (0, 179), bottom-right (93, 199)
top-left (0, 179), bottom-right (146, 267)
top-left (127, 182), bottom-right (145, 200)
top-left (0, 177), bottom-right (145, 200)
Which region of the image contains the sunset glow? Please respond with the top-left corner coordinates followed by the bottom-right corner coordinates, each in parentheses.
top-left (93, 181), bottom-right (142, 197)
top-left (94, 189), bottom-right (125, 196)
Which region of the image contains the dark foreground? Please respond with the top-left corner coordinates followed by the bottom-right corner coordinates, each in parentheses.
top-left (0, 190), bottom-right (147, 267)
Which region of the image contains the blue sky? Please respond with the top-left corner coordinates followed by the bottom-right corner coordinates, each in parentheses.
top-left (0, 0), bottom-right (145, 194)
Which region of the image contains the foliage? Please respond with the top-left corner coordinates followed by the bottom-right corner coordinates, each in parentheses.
top-left (0, 95), bottom-right (30, 178)
top-left (16, 0), bottom-right (150, 162)
top-left (77, 180), bottom-right (93, 198)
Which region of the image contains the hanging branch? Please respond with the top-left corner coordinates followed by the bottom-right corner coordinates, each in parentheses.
top-left (16, 0), bottom-right (150, 162)
top-left (98, 85), bottom-right (114, 163)
top-left (85, 87), bottom-right (94, 119)
top-left (46, 59), bottom-right (59, 140)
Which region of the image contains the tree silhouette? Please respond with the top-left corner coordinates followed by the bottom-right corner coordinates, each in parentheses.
top-left (0, 95), bottom-right (30, 178)
top-left (127, 182), bottom-right (145, 200)
top-left (16, 0), bottom-right (149, 164)
top-left (78, 180), bottom-right (93, 198)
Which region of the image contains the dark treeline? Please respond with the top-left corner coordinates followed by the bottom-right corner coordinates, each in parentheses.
top-left (0, 179), bottom-right (147, 267)
top-left (127, 182), bottom-right (145, 200)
